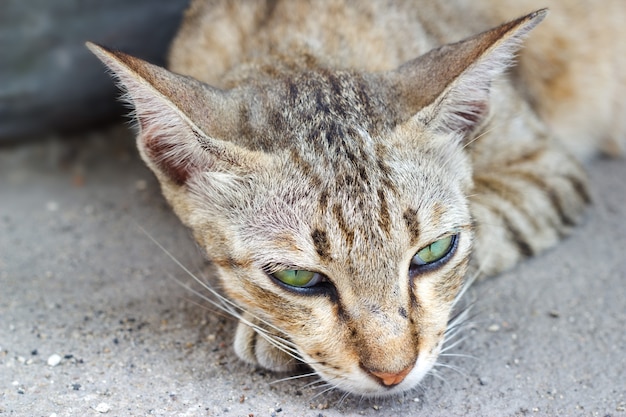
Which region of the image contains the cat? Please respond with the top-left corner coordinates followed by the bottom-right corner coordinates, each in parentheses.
top-left (87, 0), bottom-right (625, 397)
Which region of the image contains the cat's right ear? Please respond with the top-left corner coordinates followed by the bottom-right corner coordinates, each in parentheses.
top-left (86, 42), bottom-right (265, 186)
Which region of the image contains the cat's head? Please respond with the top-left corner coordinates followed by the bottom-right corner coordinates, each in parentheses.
top-left (88, 10), bottom-right (544, 396)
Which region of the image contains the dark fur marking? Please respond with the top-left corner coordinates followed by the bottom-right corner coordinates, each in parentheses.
top-left (318, 190), bottom-right (329, 213)
top-left (358, 167), bottom-right (369, 183)
top-left (250, 330), bottom-right (259, 361)
top-left (409, 288), bottom-right (420, 310)
top-left (286, 78), bottom-right (299, 104)
top-left (378, 189), bottom-right (391, 235)
top-left (500, 211), bottom-right (534, 257)
top-left (290, 150), bottom-right (323, 188)
top-left (333, 203), bottom-right (355, 248)
top-left (514, 172), bottom-right (577, 227)
top-left (269, 109), bottom-right (284, 132)
top-left (476, 175), bottom-right (543, 231)
top-left (565, 174), bottom-right (591, 204)
top-left (403, 208), bottom-right (420, 243)
top-left (477, 195), bottom-right (535, 258)
top-left (314, 88), bottom-right (330, 115)
top-left (311, 229), bottom-right (331, 260)
top-left (398, 307), bottom-right (408, 319)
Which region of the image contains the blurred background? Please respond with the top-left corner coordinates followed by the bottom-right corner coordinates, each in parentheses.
top-left (0, 0), bottom-right (191, 141)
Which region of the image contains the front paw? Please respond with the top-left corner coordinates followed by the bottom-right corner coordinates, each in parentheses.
top-left (233, 314), bottom-right (301, 372)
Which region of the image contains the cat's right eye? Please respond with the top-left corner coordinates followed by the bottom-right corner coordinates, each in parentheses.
top-left (268, 268), bottom-right (338, 298)
top-left (271, 269), bottom-right (324, 288)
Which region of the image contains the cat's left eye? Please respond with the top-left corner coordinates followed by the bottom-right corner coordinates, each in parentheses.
top-left (411, 234), bottom-right (457, 269)
top-left (272, 269), bottom-right (324, 288)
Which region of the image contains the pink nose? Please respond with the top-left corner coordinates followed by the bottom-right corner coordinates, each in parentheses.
top-left (368, 365), bottom-right (414, 386)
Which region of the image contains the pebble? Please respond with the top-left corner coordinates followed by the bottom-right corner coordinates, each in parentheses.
top-left (93, 402), bottom-right (111, 413)
top-left (47, 354), bottom-right (62, 367)
top-left (487, 324), bottom-right (500, 332)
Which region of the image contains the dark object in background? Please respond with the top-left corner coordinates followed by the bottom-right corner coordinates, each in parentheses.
top-left (0, 0), bottom-right (190, 141)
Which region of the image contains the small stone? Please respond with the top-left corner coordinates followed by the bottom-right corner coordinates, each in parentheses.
top-left (46, 201), bottom-right (59, 212)
top-left (487, 324), bottom-right (500, 332)
top-left (93, 402), bottom-right (111, 413)
top-left (47, 354), bottom-right (62, 367)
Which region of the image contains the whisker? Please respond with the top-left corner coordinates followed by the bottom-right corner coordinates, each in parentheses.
top-left (336, 391), bottom-right (352, 407)
top-left (438, 352), bottom-right (476, 360)
top-left (428, 368), bottom-right (446, 383)
top-left (168, 272), bottom-right (242, 321)
top-left (180, 293), bottom-right (245, 323)
top-left (169, 270), bottom-right (306, 365)
top-left (301, 377), bottom-right (332, 390)
top-left (311, 384), bottom-right (339, 401)
top-left (137, 224), bottom-right (292, 337)
top-left (463, 125), bottom-right (496, 150)
top-left (433, 361), bottom-right (468, 377)
top-left (270, 371), bottom-right (319, 385)
top-left (137, 224), bottom-right (311, 365)
top-left (440, 334), bottom-right (472, 354)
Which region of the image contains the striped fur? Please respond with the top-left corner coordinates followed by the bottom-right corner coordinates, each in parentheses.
top-left (88, 0), bottom-right (625, 396)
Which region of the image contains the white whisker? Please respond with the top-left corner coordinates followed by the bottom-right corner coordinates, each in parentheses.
top-left (311, 384), bottom-right (339, 401)
top-left (270, 371), bottom-right (319, 385)
top-left (337, 391), bottom-right (352, 407)
top-left (463, 125), bottom-right (496, 150)
top-left (433, 361), bottom-right (467, 377)
top-left (428, 368), bottom-right (446, 383)
top-left (136, 224), bottom-right (312, 367)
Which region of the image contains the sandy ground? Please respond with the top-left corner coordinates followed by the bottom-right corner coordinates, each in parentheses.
top-left (1, 125), bottom-right (625, 417)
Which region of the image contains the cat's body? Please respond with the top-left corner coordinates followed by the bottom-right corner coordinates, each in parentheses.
top-left (88, 0), bottom-right (625, 396)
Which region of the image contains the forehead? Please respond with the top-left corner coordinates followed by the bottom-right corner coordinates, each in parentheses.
top-left (234, 69), bottom-right (470, 260)
top-left (233, 68), bottom-right (403, 153)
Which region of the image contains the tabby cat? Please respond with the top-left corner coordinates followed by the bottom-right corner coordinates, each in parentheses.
top-left (87, 0), bottom-right (625, 396)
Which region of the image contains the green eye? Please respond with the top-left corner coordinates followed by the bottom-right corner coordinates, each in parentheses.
top-left (412, 235), bottom-right (456, 266)
top-left (272, 269), bottom-right (322, 288)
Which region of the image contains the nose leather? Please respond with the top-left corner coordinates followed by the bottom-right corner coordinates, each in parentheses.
top-left (369, 365), bottom-right (413, 386)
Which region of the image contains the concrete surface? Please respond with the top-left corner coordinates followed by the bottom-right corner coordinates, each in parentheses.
top-left (1, 125), bottom-right (625, 416)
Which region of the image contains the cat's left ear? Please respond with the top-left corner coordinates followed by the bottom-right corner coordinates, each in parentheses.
top-left (388, 9), bottom-right (546, 136)
top-left (86, 42), bottom-right (266, 186)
